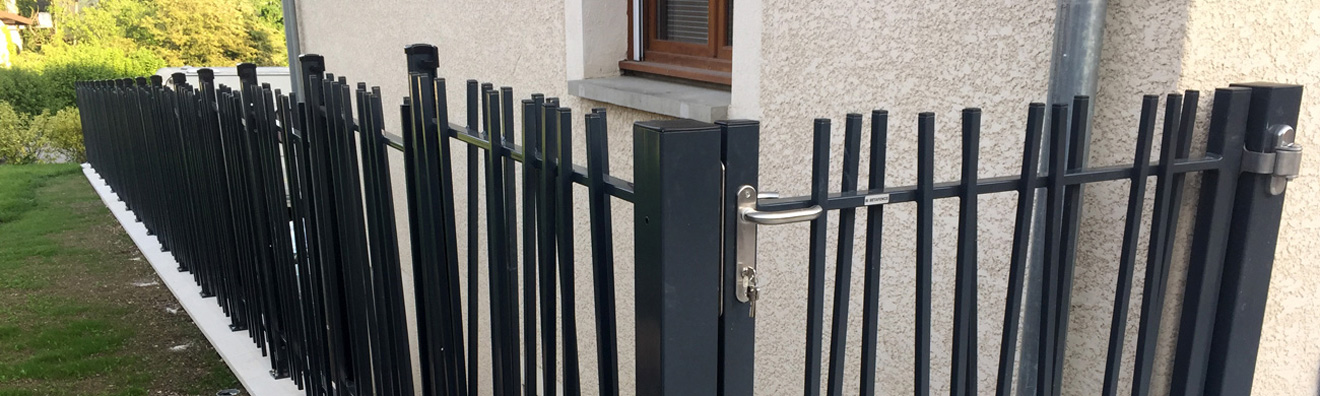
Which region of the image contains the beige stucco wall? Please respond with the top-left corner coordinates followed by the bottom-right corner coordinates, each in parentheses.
top-left (294, 0), bottom-right (1319, 394)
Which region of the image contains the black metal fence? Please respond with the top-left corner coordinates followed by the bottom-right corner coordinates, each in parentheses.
top-left (76, 42), bottom-right (1301, 396)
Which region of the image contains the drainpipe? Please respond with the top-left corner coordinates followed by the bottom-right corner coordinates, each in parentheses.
top-left (1019, 1), bottom-right (1107, 395)
top-left (281, 0), bottom-right (302, 96)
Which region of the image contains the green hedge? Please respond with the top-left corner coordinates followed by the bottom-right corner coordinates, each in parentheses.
top-left (0, 101), bottom-right (83, 165)
top-left (0, 44), bottom-right (164, 116)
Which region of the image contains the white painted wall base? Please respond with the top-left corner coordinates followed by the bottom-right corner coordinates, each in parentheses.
top-left (82, 164), bottom-right (300, 396)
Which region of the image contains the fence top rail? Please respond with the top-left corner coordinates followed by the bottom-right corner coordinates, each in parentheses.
top-left (288, 97), bottom-right (641, 203)
top-left (383, 127), bottom-right (638, 202)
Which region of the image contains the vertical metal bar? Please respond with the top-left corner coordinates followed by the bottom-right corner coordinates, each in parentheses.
top-left (433, 75), bottom-right (469, 396)
top-left (521, 95), bottom-right (543, 396)
top-left (1131, 94), bottom-right (1184, 396)
top-left (915, 113), bottom-right (935, 396)
top-left (951, 108), bottom-right (980, 396)
top-left (633, 119), bottom-right (723, 396)
top-left (401, 90), bottom-right (434, 395)
top-left (1204, 82), bottom-right (1302, 396)
top-left (374, 87), bottom-right (416, 396)
top-left (826, 114), bottom-right (862, 396)
top-left (859, 110), bottom-right (888, 396)
top-left (1168, 87), bottom-right (1250, 395)
top-left (587, 110), bottom-right (621, 396)
top-left (465, 79), bottom-right (482, 396)
top-left (345, 79), bottom-right (376, 394)
top-left (1099, 96), bottom-right (1159, 396)
top-left (1048, 96), bottom-right (1092, 393)
top-left (358, 83), bottom-right (390, 395)
top-left (484, 88), bottom-right (516, 396)
top-left (501, 91), bottom-right (520, 342)
top-left (538, 97), bottom-right (560, 396)
top-left (319, 75), bottom-right (353, 392)
top-left (994, 104), bottom-right (1046, 396)
top-left (805, 118), bottom-right (832, 396)
top-left (500, 90), bottom-right (523, 396)
top-left (557, 106), bottom-right (584, 396)
top-left (1034, 104), bottom-right (1070, 396)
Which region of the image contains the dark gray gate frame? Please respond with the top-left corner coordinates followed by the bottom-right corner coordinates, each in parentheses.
top-left (711, 83), bottom-right (1303, 396)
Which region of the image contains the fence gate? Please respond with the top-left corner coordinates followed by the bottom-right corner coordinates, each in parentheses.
top-left (76, 41), bottom-right (1302, 396)
top-left (712, 84), bottom-right (1303, 396)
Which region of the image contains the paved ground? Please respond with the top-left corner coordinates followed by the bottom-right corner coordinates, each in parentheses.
top-left (0, 164), bottom-right (242, 396)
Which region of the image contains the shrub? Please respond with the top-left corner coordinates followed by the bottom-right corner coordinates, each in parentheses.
top-left (0, 67), bottom-right (53, 116)
top-left (0, 102), bottom-right (46, 165)
top-left (0, 102), bottom-right (83, 165)
top-left (44, 107), bottom-right (84, 163)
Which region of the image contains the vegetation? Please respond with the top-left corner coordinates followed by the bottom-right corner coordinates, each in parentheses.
top-left (0, 102), bottom-right (83, 165)
top-left (0, 0), bottom-right (286, 164)
top-left (0, 165), bottom-right (242, 395)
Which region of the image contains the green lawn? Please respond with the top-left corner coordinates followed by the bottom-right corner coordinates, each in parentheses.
top-left (0, 164), bottom-right (242, 396)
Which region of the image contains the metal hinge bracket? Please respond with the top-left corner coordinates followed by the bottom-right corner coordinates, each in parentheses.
top-left (1241, 125), bottom-right (1303, 195)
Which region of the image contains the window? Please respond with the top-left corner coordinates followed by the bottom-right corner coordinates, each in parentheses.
top-left (624, 0), bottom-right (733, 85)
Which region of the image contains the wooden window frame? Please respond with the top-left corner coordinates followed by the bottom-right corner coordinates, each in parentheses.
top-left (623, 0), bottom-right (732, 85)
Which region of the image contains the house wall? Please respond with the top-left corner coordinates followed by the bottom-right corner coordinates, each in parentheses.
top-left (293, 0), bottom-right (1320, 394)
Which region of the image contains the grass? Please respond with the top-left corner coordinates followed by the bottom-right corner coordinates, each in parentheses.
top-left (0, 164), bottom-right (242, 396)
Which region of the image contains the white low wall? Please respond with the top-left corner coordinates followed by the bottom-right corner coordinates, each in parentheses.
top-left (83, 163), bottom-right (300, 396)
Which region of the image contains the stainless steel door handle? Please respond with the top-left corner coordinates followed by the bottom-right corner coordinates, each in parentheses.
top-left (733, 185), bottom-right (824, 316)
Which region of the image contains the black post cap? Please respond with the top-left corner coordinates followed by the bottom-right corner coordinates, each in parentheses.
top-left (298, 54), bottom-right (326, 75)
top-left (404, 43), bottom-right (439, 77)
top-left (236, 63), bottom-right (258, 86)
top-left (197, 68), bottom-right (215, 83)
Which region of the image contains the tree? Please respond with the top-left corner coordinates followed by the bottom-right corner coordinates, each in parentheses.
top-left (35, 0), bottom-right (287, 67)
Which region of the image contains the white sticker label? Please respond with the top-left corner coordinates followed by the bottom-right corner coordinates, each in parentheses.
top-left (863, 194), bottom-right (890, 206)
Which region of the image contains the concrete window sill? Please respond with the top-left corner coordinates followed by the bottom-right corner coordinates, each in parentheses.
top-left (567, 76), bottom-right (730, 123)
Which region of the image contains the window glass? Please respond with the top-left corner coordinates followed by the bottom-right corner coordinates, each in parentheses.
top-left (658, 0), bottom-right (709, 44)
top-left (725, 0), bottom-right (733, 46)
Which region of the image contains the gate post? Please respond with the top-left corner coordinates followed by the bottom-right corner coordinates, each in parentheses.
top-left (1205, 82), bottom-right (1303, 396)
top-left (633, 120), bottom-right (724, 396)
top-left (718, 120), bottom-right (759, 396)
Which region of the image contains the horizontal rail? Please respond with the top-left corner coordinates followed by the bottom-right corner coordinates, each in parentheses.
top-left (385, 124), bottom-right (637, 202)
top-left (758, 155), bottom-right (1223, 211)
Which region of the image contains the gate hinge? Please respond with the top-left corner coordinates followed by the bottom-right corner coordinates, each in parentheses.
top-left (1241, 125), bottom-right (1302, 195)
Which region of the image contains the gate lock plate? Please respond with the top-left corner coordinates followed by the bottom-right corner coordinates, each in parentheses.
top-left (1241, 125), bottom-right (1303, 195)
top-left (734, 185), bottom-right (823, 317)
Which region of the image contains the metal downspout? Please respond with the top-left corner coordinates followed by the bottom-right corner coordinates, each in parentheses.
top-left (1019, 1), bottom-right (1108, 395)
top-left (282, 0), bottom-right (302, 96)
